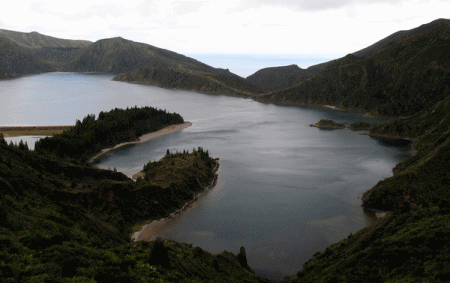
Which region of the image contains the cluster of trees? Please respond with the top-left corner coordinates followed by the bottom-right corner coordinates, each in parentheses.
top-left (0, 138), bottom-right (264, 282)
top-left (34, 106), bottom-right (184, 161)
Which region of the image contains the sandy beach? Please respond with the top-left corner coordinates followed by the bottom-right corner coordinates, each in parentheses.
top-left (88, 121), bottom-right (192, 164)
top-left (131, 159), bottom-right (220, 242)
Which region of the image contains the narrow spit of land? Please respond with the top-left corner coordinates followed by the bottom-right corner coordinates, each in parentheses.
top-left (131, 159), bottom-right (220, 242)
top-left (88, 122), bottom-right (192, 164)
top-left (0, 126), bottom-right (73, 137)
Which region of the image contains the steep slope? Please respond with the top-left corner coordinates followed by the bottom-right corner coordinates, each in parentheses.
top-left (361, 95), bottom-right (450, 211)
top-left (114, 67), bottom-right (264, 97)
top-left (282, 94), bottom-right (450, 282)
top-left (0, 37), bottom-right (55, 76)
top-left (62, 37), bottom-right (225, 74)
top-left (249, 19), bottom-right (450, 96)
top-left (283, 206), bottom-right (450, 283)
top-left (0, 29), bottom-right (92, 71)
top-left (354, 18), bottom-right (450, 58)
top-left (246, 64), bottom-right (317, 92)
top-left (0, 134), bottom-right (266, 282)
top-left (258, 21), bottom-right (450, 117)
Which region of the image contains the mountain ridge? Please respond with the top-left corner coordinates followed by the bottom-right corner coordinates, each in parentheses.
top-left (256, 20), bottom-right (450, 117)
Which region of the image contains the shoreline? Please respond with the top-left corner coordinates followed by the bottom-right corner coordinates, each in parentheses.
top-left (131, 159), bottom-right (220, 242)
top-left (88, 122), bottom-right (192, 164)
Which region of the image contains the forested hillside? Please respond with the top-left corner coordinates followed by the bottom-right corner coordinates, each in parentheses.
top-left (0, 124), bottom-right (266, 282)
top-left (246, 64), bottom-right (318, 93)
top-left (257, 20), bottom-right (450, 117)
top-left (114, 67), bottom-right (264, 97)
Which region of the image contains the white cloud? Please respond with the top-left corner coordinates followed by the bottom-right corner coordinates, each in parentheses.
top-left (1, 0), bottom-right (449, 56)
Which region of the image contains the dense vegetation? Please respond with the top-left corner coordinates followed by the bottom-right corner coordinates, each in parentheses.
top-left (258, 20), bottom-right (450, 117)
top-left (0, 134), bottom-right (266, 282)
top-left (362, 95), bottom-right (450, 211)
top-left (310, 120), bottom-right (371, 130)
top-left (283, 207), bottom-right (450, 282)
top-left (246, 64), bottom-right (319, 93)
top-left (0, 37), bottom-right (55, 76)
top-left (35, 106), bottom-right (184, 162)
top-left (134, 147), bottom-right (218, 223)
top-left (310, 119), bottom-right (345, 129)
top-left (282, 60), bottom-right (450, 282)
top-left (61, 37), bottom-right (225, 74)
top-left (114, 67), bottom-right (263, 97)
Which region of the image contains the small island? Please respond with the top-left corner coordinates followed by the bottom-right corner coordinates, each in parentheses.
top-left (310, 119), bottom-right (346, 129)
top-left (310, 119), bottom-right (372, 131)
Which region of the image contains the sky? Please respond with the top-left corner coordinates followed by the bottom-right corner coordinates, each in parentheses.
top-left (1, 0), bottom-right (449, 74)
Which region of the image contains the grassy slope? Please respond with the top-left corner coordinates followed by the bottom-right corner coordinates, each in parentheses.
top-left (61, 37), bottom-right (223, 75)
top-left (0, 37), bottom-right (55, 76)
top-left (258, 21), bottom-right (450, 117)
top-left (0, 29), bottom-right (91, 49)
top-left (282, 61), bottom-right (450, 282)
top-left (246, 64), bottom-right (318, 93)
top-left (0, 140), bottom-right (266, 282)
top-left (114, 67), bottom-right (264, 97)
top-left (0, 29), bottom-right (92, 74)
top-left (362, 95), bottom-right (450, 211)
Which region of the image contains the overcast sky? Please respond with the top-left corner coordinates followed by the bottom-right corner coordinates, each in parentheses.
top-left (1, 0), bottom-right (449, 57)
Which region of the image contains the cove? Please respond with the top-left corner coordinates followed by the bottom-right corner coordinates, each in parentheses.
top-left (0, 73), bottom-right (412, 280)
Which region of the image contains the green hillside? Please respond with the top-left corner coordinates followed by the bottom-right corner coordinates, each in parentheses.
top-left (61, 37), bottom-right (224, 74)
top-left (114, 67), bottom-right (264, 97)
top-left (0, 29), bottom-right (91, 49)
top-left (35, 106), bottom-right (184, 162)
top-left (0, 37), bottom-right (55, 76)
top-left (282, 62), bottom-right (450, 282)
top-left (0, 128), bottom-right (266, 282)
top-left (257, 20), bottom-right (450, 117)
top-left (246, 64), bottom-right (318, 93)
top-left (0, 29), bottom-right (92, 74)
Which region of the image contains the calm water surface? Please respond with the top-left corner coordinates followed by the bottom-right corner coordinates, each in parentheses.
top-left (0, 73), bottom-right (412, 280)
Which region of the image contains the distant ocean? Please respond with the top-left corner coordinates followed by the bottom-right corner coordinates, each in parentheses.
top-left (186, 54), bottom-right (337, 78)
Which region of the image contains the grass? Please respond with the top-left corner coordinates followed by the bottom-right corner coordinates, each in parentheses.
top-left (0, 126), bottom-right (73, 137)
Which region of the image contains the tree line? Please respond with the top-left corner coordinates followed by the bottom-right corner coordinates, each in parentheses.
top-left (35, 106), bottom-right (184, 161)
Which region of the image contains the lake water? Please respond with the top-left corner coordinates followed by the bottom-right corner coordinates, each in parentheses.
top-left (0, 73), bottom-right (412, 280)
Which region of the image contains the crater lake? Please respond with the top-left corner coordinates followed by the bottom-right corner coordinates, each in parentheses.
top-left (0, 73), bottom-right (412, 280)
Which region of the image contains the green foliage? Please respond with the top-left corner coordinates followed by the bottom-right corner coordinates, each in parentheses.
top-left (114, 66), bottom-right (263, 97)
top-left (363, 94), bottom-right (450, 211)
top-left (247, 64), bottom-right (319, 93)
top-left (35, 106), bottom-right (184, 161)
top-left (310, 119), bottom-right (345, 129)
top-left (259, 21), bottom-right (450, 117)
top-left (0, 141), bottom-right (266, 282)
top-left (348, 122), bottom-right (371, 131)
top-left (284, 207), bottom-right (450, 283)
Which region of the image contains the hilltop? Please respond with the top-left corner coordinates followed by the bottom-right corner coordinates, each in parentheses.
top-left (257, 19), bottom-right (450, 117)
top-left (61, 37), bottom-right (223, 74)
top-left (249, 19), bottom-right (450, 107)
top-left (246, 64), bottom-right (318, 93)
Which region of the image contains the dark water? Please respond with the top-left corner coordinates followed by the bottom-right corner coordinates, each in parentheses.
top-left (0, 73), bottom-right (412, 280)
